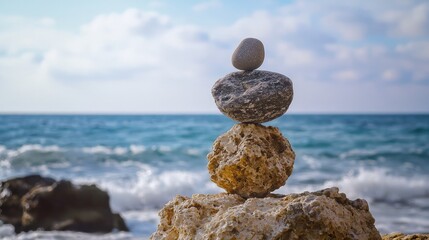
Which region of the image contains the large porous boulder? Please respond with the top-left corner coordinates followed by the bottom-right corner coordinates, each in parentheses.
top-left (0, 175), bottom-right (128, 233)
top-left (150, 187), bottom-right (381, 240)
top-left (211, 70), bottom-right (293, 123)
top-left (382, 233), bottom-right (429, 240)
top-left (207, 123), bottom-right (295, 198)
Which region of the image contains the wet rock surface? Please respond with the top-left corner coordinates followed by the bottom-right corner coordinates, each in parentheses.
top-left (207, 123), bottom-right (295, 198)
top-left (212, 70), bottom-right (293, 123)
top-left (0, 175), bottom-right (128, 233)
top-left (150, 187), bottom-right (381, 240)
top-left (0, 175), bottom-right (56, 232)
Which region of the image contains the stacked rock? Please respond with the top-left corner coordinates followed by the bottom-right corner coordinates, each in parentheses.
top-left (208, 37), bottom-right (295, 198)
top-left (150, 38), bottom-right (382, 240)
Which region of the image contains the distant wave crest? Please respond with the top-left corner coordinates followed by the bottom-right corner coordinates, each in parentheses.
top-left (323, 168), bottom-right (429, 203)
top-left (74, 166), bottom-right (219, 212)
top-left (0, 144), bottom-right (207, 168)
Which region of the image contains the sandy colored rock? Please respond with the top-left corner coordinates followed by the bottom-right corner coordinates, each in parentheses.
top-left (231, 38), bottom-right (265, 71)
top-left (382, 233), bottom-right (429, 240)
top-left (150, 187), bottom-right (381, 240)
top-left (207, 123), bottom-right (295, 198)
top-left (212, 70), bottom-right (293, 123)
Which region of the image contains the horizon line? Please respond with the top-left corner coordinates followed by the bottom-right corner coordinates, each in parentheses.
top-left (0, 112), bottom-right (428, 115)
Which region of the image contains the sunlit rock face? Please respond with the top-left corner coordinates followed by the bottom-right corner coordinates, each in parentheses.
top-left (150, 188), bottom-right (381, 240)
top-left (207, 123), bottom-right (295, 198)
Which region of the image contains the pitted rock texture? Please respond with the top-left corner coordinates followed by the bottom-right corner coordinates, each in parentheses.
top-left (382, 233), bottom-right (429, 240)
top-left (150, 187), bottom-right (381, 240)
top-left (212, 70), bottom-right (293, 123)
top-left (231, 38), bottom-right (265, 71)
top-left (207, 123), bottom-right (295, 198)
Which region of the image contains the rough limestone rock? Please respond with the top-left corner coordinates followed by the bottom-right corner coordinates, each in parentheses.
top-left (150, 187), bottom-right (381, 240)
top-left (207, 123), bottom-right (295, 198)
top-left (382, 233), bottom-right (429, 240)
top-left (212, 70), bottom-right (293, 123)
top-left (231, 38), bottom-right (265, 71)
top-left (0, 175), bottom-right (128, 233)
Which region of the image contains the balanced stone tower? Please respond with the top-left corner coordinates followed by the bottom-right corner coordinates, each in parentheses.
top-left (208, 38), bottom-right (295, 198)
top-left (151, 38), bottom-right (381, 240)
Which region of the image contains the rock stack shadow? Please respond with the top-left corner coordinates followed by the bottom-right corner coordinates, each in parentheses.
top-left (150, 38), bottom-right (381, 240)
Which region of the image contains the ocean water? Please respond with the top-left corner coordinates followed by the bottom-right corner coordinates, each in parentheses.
top-left (0, 114), bottom-right (428, 239)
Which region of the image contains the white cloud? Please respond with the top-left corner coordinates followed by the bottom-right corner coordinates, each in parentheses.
top-left (380, 2), bottom-right (429, 37)
top-left (332, 70), bottom-right (360, 82)
top-left (396, 41), bottom-right (429, 60)
top-left (0, 16), bottom-right (71, 54)
top-left (192, 0), bottom-right (222, 12)
top-left (39, 17), bottom-right (56, 27)
top-left (40, 9), bottom-right (226, 83)
top-left (382, 69), bottom-right (399, 82)
top-left (0, 1), bottom-right (428, 113)
top-left (321, 13), bottom-right (368, 41)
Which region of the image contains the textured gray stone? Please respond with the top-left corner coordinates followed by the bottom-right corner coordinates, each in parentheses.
top-left (212, 70), bottom-right (293, 123)
top-left (232, 38), bottom-right (265, 71)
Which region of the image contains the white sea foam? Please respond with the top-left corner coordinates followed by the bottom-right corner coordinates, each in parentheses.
top-left (81, 145), bottom-right (183, 155)
top-left (0, 159), bottom-right (11, 168)
top-left (18, 144), bottom-right (61, 153)
top-left (75, 165), bottom-right (219, 212)
top-left (185, 148), bottom-right (200, 156)
top-left (339, 149), bottom-right (377, 159)
top-left (83, 164), bottom-right (429, 214)
top-left (277, 167), bottom-right (429, 204)
top-left (0, 223), bottom-right (14, 238)
top-left (322, 168), bottom-right (429, 202)
top-left (82, 146), bottom-right (128, 155)
top-left (156, 146), bottom-right (172, 153)
top-left (0, 145), bottom-right (206, 160)
top-left (0, 145), bottom-right (6, 154)
top-left (4, 144), bottom-right (62, 158)
top-left (301, 155), bottom-right (322, 169)
top-left (129, 145), bottom-right (146, 154)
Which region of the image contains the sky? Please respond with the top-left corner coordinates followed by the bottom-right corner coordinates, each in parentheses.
top-left (0, 0), bottom-right (428, 114)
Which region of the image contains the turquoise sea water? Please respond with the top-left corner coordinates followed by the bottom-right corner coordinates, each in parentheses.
top-left (0, 114), bottom-right (428, 239)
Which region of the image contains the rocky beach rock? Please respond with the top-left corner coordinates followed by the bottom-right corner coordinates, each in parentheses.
top-left (150, 187), bottom-right (381, 240)
top-left (382, 233), bottom-right (429, 240)
top-left (0, 175), bottom-right (128, 233)
top-left (212, 70), bottom-right (293, 123)
top-left (231, 38), bottom-right (265, 71)
top-left (149, 37), bottom-right (402, 240)
top-left (0, 175), bottom-right (56, 232)
top-left (207, 123), bottom-right (295, 198)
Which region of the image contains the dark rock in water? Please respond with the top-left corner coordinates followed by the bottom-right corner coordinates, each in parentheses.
top-left (0, 175), bottom-right (129, 233)
top-left (212, 70), bottom-right (293, 123)
top-left (0, 175), bottom-right (56, 232)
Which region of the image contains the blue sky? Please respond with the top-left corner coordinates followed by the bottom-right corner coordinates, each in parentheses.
top-left (0, 0), bottom-right (428, 113)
